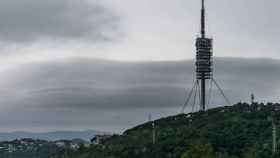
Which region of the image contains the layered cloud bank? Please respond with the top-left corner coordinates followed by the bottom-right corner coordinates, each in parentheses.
top-left (0, 57), bottom-right (279, 132)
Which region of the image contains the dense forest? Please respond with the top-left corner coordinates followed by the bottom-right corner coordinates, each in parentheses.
top-left (53, 103), bottom-right (280, 158)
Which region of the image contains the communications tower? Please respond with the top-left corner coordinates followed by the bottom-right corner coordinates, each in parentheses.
top-left (181, 0), bottom-right (230, 112)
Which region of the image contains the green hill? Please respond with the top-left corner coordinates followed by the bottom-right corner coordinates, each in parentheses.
top-left (52, 103), bottom-right (280, 158)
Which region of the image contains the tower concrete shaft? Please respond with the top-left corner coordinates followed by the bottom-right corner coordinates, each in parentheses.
top-left (201, 77), bottom-right (206, 110)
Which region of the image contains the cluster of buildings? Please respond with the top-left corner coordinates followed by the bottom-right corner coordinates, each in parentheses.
top-left (0, 134), bottom-right (113, 155)
top-left (0, 138), bottom-right (89, 154)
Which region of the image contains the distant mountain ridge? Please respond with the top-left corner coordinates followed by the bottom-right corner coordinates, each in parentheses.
top-left (0, 130), bottom-right (107, 141)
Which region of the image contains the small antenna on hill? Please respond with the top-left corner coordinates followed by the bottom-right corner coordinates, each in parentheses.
top-left (251, 93), bottom-right (255, 104)
top-left (149, 114), bottom-right (156, 145)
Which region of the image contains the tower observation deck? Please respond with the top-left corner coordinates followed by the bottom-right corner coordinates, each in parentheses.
top-left (181, 0), bottom-right (230, 112)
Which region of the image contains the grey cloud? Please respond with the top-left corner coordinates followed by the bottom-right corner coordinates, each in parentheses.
top-left (210, 0), bottom-right (280, 38)
top-left (0, 57), bottom-right (280, 132)
top-left (0, 0), bottom-right (121, 43)
top-left (2, 57), bottom-right (280, 110)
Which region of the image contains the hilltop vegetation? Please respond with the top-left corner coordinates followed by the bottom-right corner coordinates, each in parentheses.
top-left (53, 103), bottom-right (280, 158)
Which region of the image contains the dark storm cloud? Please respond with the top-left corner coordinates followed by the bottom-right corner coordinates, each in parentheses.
top-left (1, 57), bottom-right (280, 132)
top-left (0, 0), bottom-right (120, 43)
top-left (1, 59), bottom-right (191, 110)
top-left (1, 57), bottom-right (280, 111)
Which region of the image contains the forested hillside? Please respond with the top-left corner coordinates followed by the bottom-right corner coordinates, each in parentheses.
top-left (53, 103), bottom-right (280, 158)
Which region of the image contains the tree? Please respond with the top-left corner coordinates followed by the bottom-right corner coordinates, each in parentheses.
top-left (181, 143), bottom-right (222, 158)
top-left (243, 147), bottom-right (258, 158)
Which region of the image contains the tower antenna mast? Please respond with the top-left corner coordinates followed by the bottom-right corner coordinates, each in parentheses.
top-left (181, 0), bottom-right (230, 113)
top-left (201, 0), bottom-right (205, 38)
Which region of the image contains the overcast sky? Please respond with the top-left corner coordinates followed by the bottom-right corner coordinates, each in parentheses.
top-left (0, 0), bottom-right (280, 66)
top-left (0, 0), bottom-right (279, 133)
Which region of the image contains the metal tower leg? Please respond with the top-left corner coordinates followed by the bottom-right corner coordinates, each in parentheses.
top-left (212, 78), bottom-right (231, 106)
top-left (181, 81), bottom-right (198, 113)
top-left (207, 79), bottom-right (213, 109)
top-left (192, 81), bottom-right (199, 113)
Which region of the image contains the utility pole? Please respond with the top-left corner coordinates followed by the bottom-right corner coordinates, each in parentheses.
top-left (149, 113), bottom-right (156, 145)
top-left (269, 116), bottom-right (277, 154)
top-left (272, 118), bottom-right (277, 154)
top-left (152, 121), bottom-right (156, 145)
